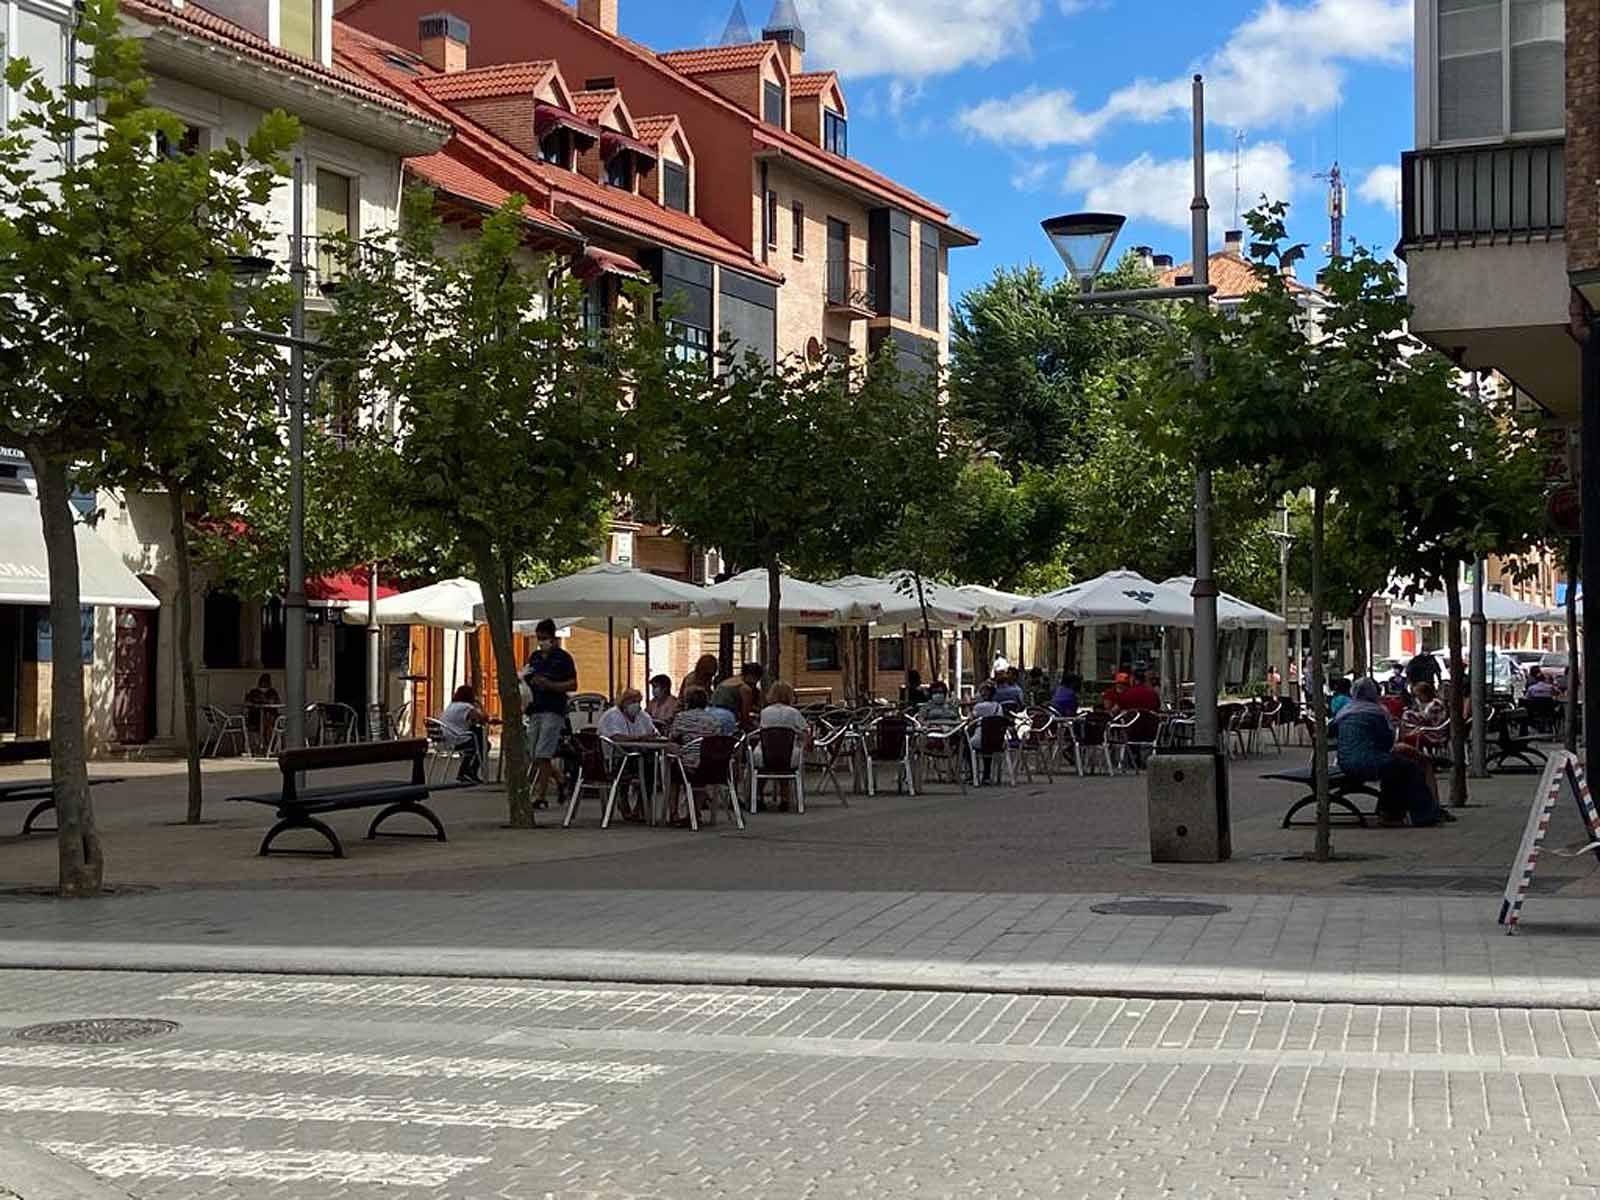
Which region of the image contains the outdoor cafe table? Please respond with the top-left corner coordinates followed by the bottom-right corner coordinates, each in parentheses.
top-left (607, 736), bottom-right (680, 826)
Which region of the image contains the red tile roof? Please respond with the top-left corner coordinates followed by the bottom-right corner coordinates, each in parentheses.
top-left (416, 61), bottom-right (558, 102)
top-left (334, 23), bottom-right (778, 280)
top-left (570, 88), bottom-right (619, 124)
top-left (633, 115), bottom-right (678, 145)
top-left (792, 72), bottom-right (837, 99)
top-left (122, 0), bottom-right (433, 124)
top-left (658, 43), bottom-right (775, 76)
top-left (1159, 252), bottom-right (1319, 300)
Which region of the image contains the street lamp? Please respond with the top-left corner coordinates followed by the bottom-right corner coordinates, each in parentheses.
top-left (1043, 74), bottom-right (1227, 860)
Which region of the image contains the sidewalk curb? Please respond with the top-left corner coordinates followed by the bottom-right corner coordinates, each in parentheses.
top-left (0, 941), bottom-right (1589, 1011)
top-left (0, 1137), bottom-right (136, 1200)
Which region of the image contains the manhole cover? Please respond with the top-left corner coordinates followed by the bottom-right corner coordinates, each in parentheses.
top-left (1090, 900), bottom-right (1231, 917)
top-left (14, 1018), bottom-right (179, 1045)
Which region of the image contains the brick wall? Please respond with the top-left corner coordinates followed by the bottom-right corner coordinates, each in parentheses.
top-left (768, 163), bottom-right (873, 360)
top-left (447, 96), bottom-right (538, 160)
top-left (1569, 0), bottom-right (1600, 274)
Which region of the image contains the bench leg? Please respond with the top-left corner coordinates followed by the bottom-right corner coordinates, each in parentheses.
top-left (1282, 792), bottom-right (1371, 829)
top-left (260, 815), bottom-right (345, 858)
top-left (367, 802), bottom-right (447, 843)
top-left (21, 799), bottom-right (56, 835)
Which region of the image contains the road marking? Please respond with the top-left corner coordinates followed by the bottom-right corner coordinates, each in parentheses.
top-left (0, 1044), bottom-right (666, 1085)
top-left (0, 1085), bottom-right (593, 1130)
top-left (161, 978), bottom-right (798, 1020)
top-left (43, 1142), bottom-right (489, 1187)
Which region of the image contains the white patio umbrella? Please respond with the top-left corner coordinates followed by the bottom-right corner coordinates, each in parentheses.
top-left (1163, 576), bottom-right (1286, 631)
top-left (703, 568), bottom-right (879, 630)
top-left (478, 564), bottom-right (735, 699)
top-left (342, 577), bottom-right (483, 630)
top-left (827, 573), bottom-right (980, 630)
top-left (953, 584), bottom-right (1035, 627)
top-left (1540, 595), bottom-right (1581, 623)
top-left (1396, 588), bottom-right (1548, 624)
top-left (1018, 569), bottom-right (1194, 627)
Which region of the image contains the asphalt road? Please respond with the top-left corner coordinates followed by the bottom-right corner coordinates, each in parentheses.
top-left (0, 969), bottom-right (1596, 1198)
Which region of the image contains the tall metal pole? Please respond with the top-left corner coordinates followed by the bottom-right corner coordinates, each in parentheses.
top-left (366, 561), bottom-right (381, 740)
top-left (1470, 558), bottom-right (1488, 777)
top-left (1189, 74), bottom-right (1219, 752)
top-left (285, 157), bottom-right (308, 752)
top-left (1582, 314), bottom-right (1600, 791)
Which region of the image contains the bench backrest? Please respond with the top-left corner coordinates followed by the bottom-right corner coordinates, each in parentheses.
top-left (0, 739), bottom-right (50, 765)
top-left (278, 738), bottom-right (429, 785)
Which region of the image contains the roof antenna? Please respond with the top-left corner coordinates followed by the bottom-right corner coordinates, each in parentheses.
top-left (1231, 130), bottom-right (1245, 228)
top-left (721, 0), bottom-right (753, 44)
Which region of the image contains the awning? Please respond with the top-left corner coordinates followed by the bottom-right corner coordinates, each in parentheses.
top-left (601, 130), bottom-right (658, 162)
top-left (574, 246), bottom-right (649, 282)
top-left (0, 486), bottom-right (158, 609)
top-left (535, 103), bottom-right (602, 144)
top-left (307, 570), bottom-right (400, 609)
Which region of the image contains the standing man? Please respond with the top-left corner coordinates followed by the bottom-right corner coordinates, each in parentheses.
top-left (523, 618), bottom-right (577, 810)
top-left (1405, 640), bottom-right (1442, 693)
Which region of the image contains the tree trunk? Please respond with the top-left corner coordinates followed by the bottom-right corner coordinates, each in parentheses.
top-left (470, 542), bottom-right (532, 828)
top-left (467, 628), bottom-right (483, 698)
top-left (972, 628), bottom-right (993, 682)
top-left (1311, 485), bottom-right (1331, 863)
top-left (166, 485), bottom-right (204, 824)
top-left (1567, 537), bottom-right (1580, 754)
top-left (1445, 572), bottom-right (1469, 807)
top-left (31, 453), bottom-right (103, 895)
top-left (1350, 596), bottom-right (1371, 678)
top-left (913, 572), bottom-right (937, 682)
top-left (765, 556), bottom-right (782, 682)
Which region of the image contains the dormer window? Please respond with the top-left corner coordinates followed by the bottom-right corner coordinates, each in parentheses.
top-left (663, 161), bottom-right (689, 213)
top-left (540, 128), bottom-right (572, 169)
top-left (605, 151), bottom-right (635, 190)
top-left (824, 109), bottom-right (847, 156)
top-left (763, 80), bottom-right (785, 127)
top-left (280, 0), bottom-right (318, 60)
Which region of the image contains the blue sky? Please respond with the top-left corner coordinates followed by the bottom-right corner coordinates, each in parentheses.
top-left (619, 0), bottom-right (1414, 304)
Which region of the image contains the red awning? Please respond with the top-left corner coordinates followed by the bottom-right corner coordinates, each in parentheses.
top-left (307, 570), bottom-right (400, 607)
top-left (574, 246), bottom-right (650, 283)
top-left (601, 130), bottom-right (658, 162)
top-left (535, 103), bottom-right (602, 144)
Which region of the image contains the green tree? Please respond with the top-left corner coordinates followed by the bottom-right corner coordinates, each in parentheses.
top-left (322, 190), bottom-right (632, 827)
top-left (1286, 494), bottom-right (1400, 674)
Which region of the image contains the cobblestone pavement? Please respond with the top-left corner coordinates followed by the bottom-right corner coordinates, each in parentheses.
top-left (2, 969), bottom-right (1600, 1198)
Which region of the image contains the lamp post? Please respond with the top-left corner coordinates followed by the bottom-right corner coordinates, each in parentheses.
top-left (1268, 503), bottom-right (1295, 672)
top-left (1044, 75), bottom-right (1218, 752)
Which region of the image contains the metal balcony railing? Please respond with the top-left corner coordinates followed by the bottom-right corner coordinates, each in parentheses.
top-left (826, 258), bottom-right (876, 314)
top-left (301, 235), bottom-right (392, 300)
top-left (1401, 139), bottom-right (1565, 251)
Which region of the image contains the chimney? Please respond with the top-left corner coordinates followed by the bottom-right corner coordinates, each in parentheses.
top-left (418, 13), bottom-right (470, 73)
top-left (1223, 229), bottom-right (1244, 259)
top-left (578, 0), bottom-right (619, 35)
top-left (1132, 244), bottom-right (1154, 271)
top-left (763, 0), bottom-right (805, 74)
top-left (1152, 254), bottom-right (1174, 270)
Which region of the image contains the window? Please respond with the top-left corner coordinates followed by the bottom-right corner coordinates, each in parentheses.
top-left (719, 268), bottom-right (777, 365)
top-left (657, 250), bottom-right (712, 366)
top-left (824, 109), bottom-right (848, 156)
top-left (582, 277), bottom-right (613, 340)
top-left (157, 123), bottom-right (204, 159)
top-left (792, 202), bottom-right (805, 258)
top-left (605, 151), bottom-right (635, 191)
top-left (540, 129), bottom-right (571, 169)
top-left (763, 79), bottom-right (785, 127)
top-left (316, 169), bottom-right (353, 238)
top-left (280, 0), bottom-right (317, 60)
top-left (877, 637), bottom-right (906, 672)
top-left (203, 591), bottom-right (243, 670)
top-left (919, 223), bottom-right (940, 331)
top-left (28, 608), bottom-right (94, 666)
top-left (663, 161), bottom-right (689, 212)
top-left (803, 628), bottom-right (840, 671)
top-left (870, 208), bottom-right (912, 320)
top-left (667, 320), bottom-right (712, 364)
top-left (1437, 0), bottom-right (1564, 141)
top-left (259, 599), bottom-right (287, 671)
top-left (766, 190), bottom-right (779, 249)
top-left (825, 336), bottom-right (851, 362)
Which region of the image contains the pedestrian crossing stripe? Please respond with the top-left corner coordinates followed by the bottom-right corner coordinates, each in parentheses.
top-left (0, 1084), bottom-right (594, 1130)
top-left (0, 1044), bottom-right (666, 1085)
top-left (43, 1142), bottom-right (490, 1187)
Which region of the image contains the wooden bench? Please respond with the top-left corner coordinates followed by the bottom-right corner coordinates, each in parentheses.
top-left (0, 739), bottom-right (124, 836)
top-left (228, 738), bottom-right (444, 858)
top-left (1265, 764), bottom-right (1383, 829)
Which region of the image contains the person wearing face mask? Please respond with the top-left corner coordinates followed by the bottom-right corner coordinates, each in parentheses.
top-left (646, 674), bottom-right (680, 730)
top-left (596, 689), bottom-right (659, 823)
top-left (522, 618), bottom-right (578, 809)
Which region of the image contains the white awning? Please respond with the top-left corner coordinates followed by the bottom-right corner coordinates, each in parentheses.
top-left (0, 487), bottom-right (158, 610)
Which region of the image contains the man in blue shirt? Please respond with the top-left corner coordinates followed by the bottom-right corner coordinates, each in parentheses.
top-left (523, 619), bottom-right (577, 809)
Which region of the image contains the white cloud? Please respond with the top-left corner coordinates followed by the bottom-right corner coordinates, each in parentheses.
top-left (796, 0), bottom-right (1043, 80)
top-left (1357, 163), bottom-right (1402, 213)
top-left (957, 88), bottom-right (1108, 147)
top-left (960, 0), bottom-right (1411, 144)
top-left (1063, 142), bottom-right (1297, 231)
top-left (1010, 160), bottom-right (1054, 192)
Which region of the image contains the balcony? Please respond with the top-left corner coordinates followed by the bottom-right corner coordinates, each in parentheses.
top-left (302, 235), bottom-right (393, 305)
top-left (826, 259), bottom-right (876, 319)
top-left (1401, 139), bottom-right (1564, 252)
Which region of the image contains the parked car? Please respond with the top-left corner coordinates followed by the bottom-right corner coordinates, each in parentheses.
top-left (1432, 649), bottom-right (1517, 699)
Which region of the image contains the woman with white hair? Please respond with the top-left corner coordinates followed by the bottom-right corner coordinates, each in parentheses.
top-left (1332, 677), bottom-right (1448, 827)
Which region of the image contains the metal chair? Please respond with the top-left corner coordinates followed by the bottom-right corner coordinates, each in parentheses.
top-left (567, 693), bottom-right (608, 731)
top-left (918, 720), bottom-right (969, 794)
top-left (1259, 699), bottom-right (1284, 752)
top-left (1067, 712), bottom-right (1117, 777)
top-left (320, 702), bottom-right (360, 745)
top-left (674, 734), bottom-right (746, 831)
top-left (806, 720), bottom-right (857, 805)
top-left (1017, 708), bottom-right (1057, 782)
top-left (862, 714), bottom-right (917, 796)
top-left (201, 705), bottom-right (249, 758)
top-left (423, 717), bottom-right (463, 783)
top-left (563, 729), bottom-right (644, 829)
top-left (1111, 710), bottom-right (1162, 771)
top-left (749, 725), bottom-right (806, 814)
top-left (968, 715), bottom-right (1016, 787)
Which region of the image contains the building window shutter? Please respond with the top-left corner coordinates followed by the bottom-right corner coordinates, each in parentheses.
top-left (1510, 0), bottom-right (1564, 133)
top-left (1438, 0), bottom-right (1504, 141)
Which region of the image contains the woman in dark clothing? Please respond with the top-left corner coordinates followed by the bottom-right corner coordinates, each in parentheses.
top-left (1332, 678), bottom-right (1446, 826)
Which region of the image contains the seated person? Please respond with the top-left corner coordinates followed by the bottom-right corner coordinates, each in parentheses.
top-left (1102, 673), bottom-right (1131, 712)
top-left (1052, 672), bottom-right (1080, 717)
top-left (753, 681), bottom-right (809, 811)
top-left (1384, 664), bottom-right (1409, 697)
top-left (597, 689), bottom-right (658, 820)
top-left (993, 669), bottom-right (1025, 709)
top-left (1525, 667), bottom-right (1557, 701)
top-left (1120, 670), bottom-right (1161, 712)
top-left (919, 680), bottom-right (962, 725)
top-left (904, 669), bottom-right (930, 710)
top-left (243, 673), bottom-right (280, 747)
top-left (1329, 675), bottom-right (1353, 717)
top-left (1025, 667), bottom-right (1051, 708)
top-left (646, 674), bottom-right (680, 729)
top-left (668, 687), bottom-right (726, 825)
top-left (437, 684), bottom-right (489, 784)
top-left (679, 655), bottom-right (719, 706)
top-left (968, 683), bottom-right (1007, 784)
top-left (1334, 678), bottom-right (1444, 826)
top-left (708, 683), bottom-right (744, 736)
top-left (1400, 682), bottom-right (1448, 751)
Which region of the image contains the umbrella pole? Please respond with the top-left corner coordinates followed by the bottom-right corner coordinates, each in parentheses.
top-left (608, 617), bottom-right (616, 703)
top-left (644, 627), bottom-right (651, 693)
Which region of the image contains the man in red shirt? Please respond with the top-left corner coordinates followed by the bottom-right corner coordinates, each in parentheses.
top-left (1120, 669), bottom-right (1162, 712)
top-left (1102, 673), bottom-right (1131, 711)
